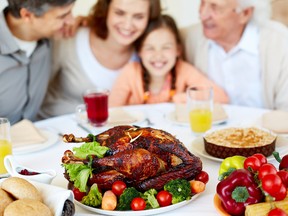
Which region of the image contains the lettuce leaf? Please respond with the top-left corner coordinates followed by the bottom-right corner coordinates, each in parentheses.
top-left (81, 183), bottom-right (102, 207)
top-left (63, 163), bottom-right (91, 192)
top-left (73, 141), bottom-right (109, 159)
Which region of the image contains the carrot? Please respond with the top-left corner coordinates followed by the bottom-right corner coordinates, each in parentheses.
top-left (102, 190), bottom-right (117, 210)
top-left (190, 180), bottom-right (206, 194)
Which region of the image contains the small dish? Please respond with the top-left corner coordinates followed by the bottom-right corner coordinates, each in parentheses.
top-left (4, 155), bottom-right (56, 184)
top-left (213, 194), bottom-right (231, 216)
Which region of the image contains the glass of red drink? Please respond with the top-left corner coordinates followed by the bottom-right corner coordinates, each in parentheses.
top-left (83, 88), bottom-right (109, 127)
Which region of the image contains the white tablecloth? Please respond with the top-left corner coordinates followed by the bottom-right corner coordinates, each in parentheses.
top-left (13, 103), bottom-right (285, 216)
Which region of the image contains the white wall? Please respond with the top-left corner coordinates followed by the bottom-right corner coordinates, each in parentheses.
top-left (73, 0), bottom-right (201, 27)
top-left (161, 0), bottom-right (200, 27)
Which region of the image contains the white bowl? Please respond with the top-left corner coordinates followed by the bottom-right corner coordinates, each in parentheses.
top-left (4, 155), bottom-right (56, 184)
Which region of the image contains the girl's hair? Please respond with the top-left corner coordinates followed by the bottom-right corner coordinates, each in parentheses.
top-left (135, 14), bottom-right (182, 96)
top-left (7, 0), bottom-right (75, 18)
top-left (87, 0), bottom-right (162, 39)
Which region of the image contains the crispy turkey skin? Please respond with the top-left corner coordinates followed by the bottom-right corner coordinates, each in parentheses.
top-left (62, 125), bottom-right (202, 191)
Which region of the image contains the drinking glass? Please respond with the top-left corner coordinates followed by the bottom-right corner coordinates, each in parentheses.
top-left (82, 88), bottom-right (109, 127)
top-left (0, 118), bottom-right (12, 174)
top-left (187, 86), bottom-right (214, 135)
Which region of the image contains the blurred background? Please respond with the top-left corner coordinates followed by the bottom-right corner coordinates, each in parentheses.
top-left (72, 0), bottom-right (201, 28)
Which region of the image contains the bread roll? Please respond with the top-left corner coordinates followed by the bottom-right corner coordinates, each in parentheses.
top-left (0, 189), bottom-right (14, 216)
top-left (1, 177), bottom-right (42, 202)
top-left (4, 199), bottom-right (52, 216)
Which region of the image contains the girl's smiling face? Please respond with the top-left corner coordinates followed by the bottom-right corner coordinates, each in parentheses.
top-left (139, 27), bottom-right (180, 78)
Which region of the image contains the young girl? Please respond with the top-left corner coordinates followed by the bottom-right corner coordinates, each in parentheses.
top-left (109, 14), bottom-right (229, 106)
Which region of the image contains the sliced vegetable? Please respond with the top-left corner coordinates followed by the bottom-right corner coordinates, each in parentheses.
top-left (273, 151), bottom-right (288, 171)
top-left (252, 153), bottom-right (267, 166)
top-left (268, 208), bottom-right (288, 216)
top-left (277, 170), bottom-right (288, 188)
top-left (164, 179), bottom-right (191, 204)
top-left (195, 171), bottom-right (209, 184)
top-left (190, 180), bottom-right (205, 194)
top-left (117, 187), bottom-right (142, 210)
top-left (142, 189), bottom-right (159, 209)
top-left (73, 140), bottom-right (109, 159)
top-left (218, 155), bottom-right (246, 180)
top-left (217, 169), bottom-right (263, 216)
top-left (102, 190), bottom-right (117, 210)
top-left (72, 187), bottom-right (86, 201)
top-left (131, 197), bottom-right (146, 211)
top-left (261, 174), bottom-right (283, 197)
top-left (63, 163), bottom-right (92, 192)
top-left (156, 190), bottom-right (172, 207)
top-left (244, 156), bottom-right (261, 172)
top-left (245, 199), bottom-right (288, 216)
top-left (81, 183), bottom-right (102, 207)
top-left (258, 163), bottom-right (277, 180)
top-left (112, 180), bottom-right (127, 196)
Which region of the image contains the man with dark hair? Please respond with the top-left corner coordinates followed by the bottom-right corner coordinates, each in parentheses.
top-left (0, 0), bottom-right (75, 124)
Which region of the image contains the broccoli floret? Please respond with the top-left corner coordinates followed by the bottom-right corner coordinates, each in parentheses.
top-left (116, 187), bottom-right (142, 210)
top-left (81, 184), bottom-right (102, 207)
top-left (164, 179), bottom-right (191, 204)
top-left (142, 188), bottom-right (159, 209)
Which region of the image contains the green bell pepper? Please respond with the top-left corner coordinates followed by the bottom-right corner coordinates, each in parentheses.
top-left (218, 155), bottom-right (246, 180)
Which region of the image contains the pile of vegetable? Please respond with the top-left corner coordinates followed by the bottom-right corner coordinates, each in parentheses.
top-left (216, 152), bottom-right (288, 216)
top-left (72, 172), bottom-right (208, 211)
top-left (62, 139), bottom-right (208, 211)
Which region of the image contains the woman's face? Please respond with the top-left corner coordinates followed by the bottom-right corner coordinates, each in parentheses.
top-left (139, 27), bottom-right (180, 78)
top-left (106, 0), bottom-right (150, 46)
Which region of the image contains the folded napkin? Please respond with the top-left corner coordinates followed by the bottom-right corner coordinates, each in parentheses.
top-left (32, 181), bottom-right (74, 216)
top-left (262, 110), bottom-right (288, 134)
top-left (174, 103), bottom-right (228, 123)
top-left (108, 108), bottom-right (138, 125)
top-left (11, 119), bottom-right (47, 147)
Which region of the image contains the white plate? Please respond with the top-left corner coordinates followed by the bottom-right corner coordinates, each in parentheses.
top-left (75, 193), bottom-right (200, 216)
top-left (190, 136), bottom-right (288, 162)
top-left (165, 111), bottom-right (227, 126)
top-left (13, 130), bottom-right (59, 155)
top-left (76, 108), bottom-right (146, 133)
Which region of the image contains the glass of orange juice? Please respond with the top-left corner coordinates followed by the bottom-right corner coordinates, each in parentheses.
top-left (187, 86), bottom-right (213, 135)
top-left (0, 118), bottom-right (12, 175)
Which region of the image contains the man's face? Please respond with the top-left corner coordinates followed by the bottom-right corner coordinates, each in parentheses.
top-left (32, 3), bottom-right (75, 39)
top-left (199, 0), bottom-right (246, 44)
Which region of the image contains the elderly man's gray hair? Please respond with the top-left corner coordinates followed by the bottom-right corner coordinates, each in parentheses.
top-left (236, 0), bottom-right (271, 26)
top-left (7, 0), bottom-right (76, 18)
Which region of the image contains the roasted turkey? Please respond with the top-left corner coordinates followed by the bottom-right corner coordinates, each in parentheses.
top-left (62, 125), bottom-right (202, 191)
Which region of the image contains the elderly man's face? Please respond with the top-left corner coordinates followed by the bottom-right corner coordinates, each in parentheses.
top-left (199, 0), bottom-right (246, 43)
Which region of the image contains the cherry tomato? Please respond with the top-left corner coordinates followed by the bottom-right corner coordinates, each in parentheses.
top-left (268, 208), bottom-right (288, 216)
top-left (72, 187), bottom-right (86, 201)
top-left (278, 170), bottom-right (288, 188)
top-left (195, 171), bottom-right (209, 184)
top-left (244, 156), bottom-right (261, 172)
top-left (261, 174), bottom-right (283, 197)
top-left (252, 153), bottom-right (267, 165)
top-left (274, 184), bottom-right (287, 201)
top-left (156, 190), bottom-right (172, 207)
top-left (112, 180), bottom-right (127, 196)
top-left (258, 163), bottom-right (277, 179)
top-left (130, 197), bottom-right (146, 211)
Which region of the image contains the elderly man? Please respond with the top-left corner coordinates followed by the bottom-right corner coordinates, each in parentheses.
top-left (0, 0), bottom-right (75, 124)
top-left (182, 0), bottom-right (288, 110)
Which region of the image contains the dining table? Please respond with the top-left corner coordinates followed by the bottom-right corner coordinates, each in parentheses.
top-left (11, 102), bottom-right (287, 216)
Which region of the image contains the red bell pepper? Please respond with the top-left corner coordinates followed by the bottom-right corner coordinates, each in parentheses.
top-left (273, 151), bottom-right (288, 171)
top-left (216, 169), bottom-right (263, 216)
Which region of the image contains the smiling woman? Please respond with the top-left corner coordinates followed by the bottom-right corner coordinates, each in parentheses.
top-left (39, 0), bottom-right (162, 119)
